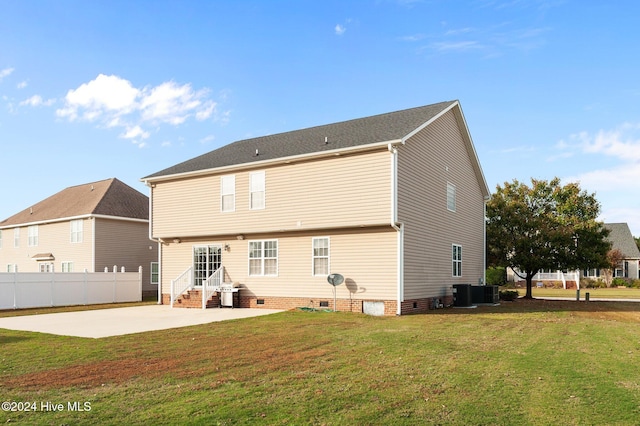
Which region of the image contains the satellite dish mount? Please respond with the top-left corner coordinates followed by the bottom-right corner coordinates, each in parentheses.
top-left (327, 273), bottom-right (344, 312)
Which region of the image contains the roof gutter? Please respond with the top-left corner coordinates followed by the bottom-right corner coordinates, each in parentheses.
top-left (0, 214), bottom-right (148, 230)
top-left (388, 143), bottom-right (404, 316)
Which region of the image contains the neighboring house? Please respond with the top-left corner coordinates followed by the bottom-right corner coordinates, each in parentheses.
top-left (583, 223), bottom-right (640, 281)
top-left (0, 178), bottom-right (159, 297)
top-left (508, 222), bottom-right (640, 288)
top-left (142, 100), bottom-right (490, 315)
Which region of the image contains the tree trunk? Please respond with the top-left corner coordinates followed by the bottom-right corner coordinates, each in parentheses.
top-left (525, 274), bottom-right (534, 299)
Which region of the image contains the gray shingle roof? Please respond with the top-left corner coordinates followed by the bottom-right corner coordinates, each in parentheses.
top-left (605, 223), bottom-right (640, 259)
top-left (144, 100), bottom-right (457, 179)
top-left (0, 178), bottom-right (149, 227)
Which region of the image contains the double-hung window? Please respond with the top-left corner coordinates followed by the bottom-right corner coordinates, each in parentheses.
top-left (452, 244), bottom-right (462, 277)
top-left (221, 175), bottom-right (235, 212)
top-left (250, 171), bottom-right (265, 210)
top-left (28, 225), bottom-right (38, 247)
top-left (70, 220), bottom-right (83, 243)
top-left (248, 240), bottom-right (278, 276)
top-left (14, 228), bottom-right (20, 248)
top-left (447, 182), bottom-right (456, 212)
top-left (61, 262), bottom-right (73, 272)
top-left (312, 237), bottom-right (330, 276)
top-left (151, 262), bottom-right (159, 284)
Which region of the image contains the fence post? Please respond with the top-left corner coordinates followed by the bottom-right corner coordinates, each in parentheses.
top-left (121, 266), bottom-right (126, 273)
top-left (138, 266), bottom-right (143, 302)
top-left (12, 269), bottom-right (17, 309)
top-left (50, 269), bottom-right (55, 307)
top-left (84, 269), bottom-right (88, 305)
top-left (113, 265), bottom-right (117, 303)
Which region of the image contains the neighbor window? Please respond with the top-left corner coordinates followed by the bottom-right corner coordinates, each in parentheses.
top-left (250, 171), bottom-right (265, 210)
top-left (28, 225), bottom-right (38, 247)
top-left (220, 175), bottom-right (235, 212)
top-left (151, 262), bottom-right (159, 285)
top-left (447, 182), bottom-right (456, 212)
top-left (13, 228), bottom-right (20, 247)
top-left (0, 230), bottom-right (2, 249)
top-left (61, 262), bottom-right (73, 272)
top-left (39, 262), bottom-right (54, 273)
top-left (70, 220), bottom-right (83, 243)
top-left (312, 237), bottom-right (330, 276)
top-left (452, 244), bottom-right (462, 277)
top-left (248, 240), bottom-right (278, 276)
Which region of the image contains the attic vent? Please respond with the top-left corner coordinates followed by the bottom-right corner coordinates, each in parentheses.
top-left (255, 149), bottom-right (259, 156)
top-left (91, 185), bottom-right (94, 191)
top-left (324, 136), bottom-right (328, 144)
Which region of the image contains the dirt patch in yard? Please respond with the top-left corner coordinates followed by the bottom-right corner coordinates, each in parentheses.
top-left (3, 358), bottom-right (182, 390)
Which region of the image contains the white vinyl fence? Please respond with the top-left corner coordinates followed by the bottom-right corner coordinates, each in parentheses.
top-left (0, 266), bottom-right (142, 310)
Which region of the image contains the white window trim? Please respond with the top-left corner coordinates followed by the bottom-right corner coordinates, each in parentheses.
top-left (452, 244), bottom-right (462, 277)
top-left (312, 237), bottom-right (330, 276)
top-left (220, 175), bottom-right (236, 212)
top-left (249, 171), bottom-right (266, 210)
top-left (248, 239), bottom-right (278, 276)
top-left (14, 228), bottom-right (20, 248)
top-left (151, 262), bottom-right (159, 285)
top-left (70, 219), bottom-right (83, 243)
top-left (61, 261), bottom-right (73, 273)
top-left (0, 230), bottom-right (2, 249)
top-left (28, 225), bottom-right (39, 247)
top-left (447, 182), bottom-right (456, 212)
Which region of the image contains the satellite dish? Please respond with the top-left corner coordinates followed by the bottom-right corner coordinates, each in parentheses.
top-left (327, 273), bottom-right (344, 286)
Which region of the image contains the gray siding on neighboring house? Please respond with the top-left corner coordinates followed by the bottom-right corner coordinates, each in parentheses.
top-left (94, 217), bottom-right (158, 292)
top-left (398, 109), bottom-right (486, 299)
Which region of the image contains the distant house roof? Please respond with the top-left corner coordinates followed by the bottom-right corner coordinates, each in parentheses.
top-left (0, 178), bottom-right (149, 228)
top-left (605, 223), bottom-right (640, 259)
top-left (143, 100), bottom-right (462, 180)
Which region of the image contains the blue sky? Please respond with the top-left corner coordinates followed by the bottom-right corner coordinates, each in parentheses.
top-left (1, 0), bottom-right (639, 236)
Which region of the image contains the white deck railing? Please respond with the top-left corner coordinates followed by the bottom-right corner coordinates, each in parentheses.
top-left (170, 266), bottom-right (193, 308)
top-left (202, 266), bottom-right (224, 309)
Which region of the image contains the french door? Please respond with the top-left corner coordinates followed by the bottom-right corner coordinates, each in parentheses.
top-left (193, 245), bottom-right (222, 287)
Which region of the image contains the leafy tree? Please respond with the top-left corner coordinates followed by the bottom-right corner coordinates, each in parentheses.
top-left (635, 236), bottom-right (640, 252)
top-left (486, 178), bottom-right (611, 298)
top-left (602, 249), bottom-right (624, 288)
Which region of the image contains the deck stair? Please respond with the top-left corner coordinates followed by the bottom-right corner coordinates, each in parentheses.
top-left (173, 290), bottom-right (218, 308)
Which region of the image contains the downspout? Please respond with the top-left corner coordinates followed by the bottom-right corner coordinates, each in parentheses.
top-left (145, 180), bottom-right (163, 305)
top-left (389, 143), bottom-right (404, 315)
top-left (483, 195), bottom-right (490, 286)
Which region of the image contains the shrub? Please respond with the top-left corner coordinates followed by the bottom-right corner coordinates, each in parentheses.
top-left (631, 279), bottom-right (640, 289)
top-left (499, 290), bottom-right (519, 301)
top-left (486, 267), bottom-right (507, 285)
top-left (612, 277), bottom-right (631, 288)
top-left (582, 278), bottom-right (606, 289)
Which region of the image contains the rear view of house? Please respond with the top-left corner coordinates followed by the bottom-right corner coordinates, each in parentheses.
top-left (0, 178), bottom-right (159, 297)
top-left (143, 100), bottom-right (490, 315)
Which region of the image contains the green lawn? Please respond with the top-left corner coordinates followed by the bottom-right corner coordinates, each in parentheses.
top-left (1, 299), bottom-right (640, 425)
top-left (516, 287), bottom-right (640, 299)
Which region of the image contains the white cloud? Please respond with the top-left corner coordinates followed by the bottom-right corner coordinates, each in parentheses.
top-left (17, 81), bottom-right (27, 89)
top-left (335, 24), bottom-right (346, 35)
top-left (57, 74), bottom-right (139, 121)
top-left (120, 125), bottom-right (150, 140)
top-left (56, 74), bottom-right (223, 143)
top-left (0, 68), bottom-right (14, 81)
top-left (20, 95), bottom-right (56, 107)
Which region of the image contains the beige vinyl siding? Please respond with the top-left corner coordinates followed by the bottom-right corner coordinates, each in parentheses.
top-left (152, 150), bottom-right (392, 239)
top-left (0, 219), bottom-right (94, 273)
top-left (161, 228), bottom-right (397, 301)
top-left (94, 218), bottom-right (158, 292)
top-left (398, 109), bottom-right (486, 299)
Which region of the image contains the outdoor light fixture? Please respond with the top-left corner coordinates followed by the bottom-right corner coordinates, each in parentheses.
top-left (173, 238), bottom-right (181, 244)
